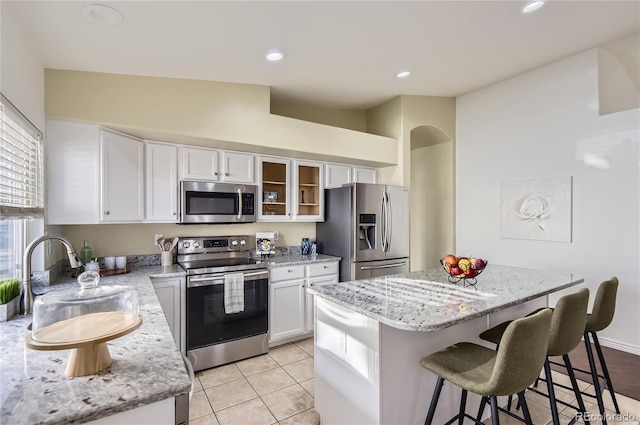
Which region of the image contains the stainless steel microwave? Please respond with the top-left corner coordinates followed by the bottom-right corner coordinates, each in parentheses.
top-left (179, 181), bottom-right (256, 224)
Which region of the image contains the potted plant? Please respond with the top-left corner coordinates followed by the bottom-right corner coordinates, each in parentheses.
top-left (0, 278), bottom-right (21, 321)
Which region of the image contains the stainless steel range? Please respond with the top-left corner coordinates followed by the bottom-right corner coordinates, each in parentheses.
top-left (177, 235), bottom-right (269, 372)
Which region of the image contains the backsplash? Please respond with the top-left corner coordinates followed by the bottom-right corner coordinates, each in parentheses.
top-left (35, 246), bottom-right (304, 287)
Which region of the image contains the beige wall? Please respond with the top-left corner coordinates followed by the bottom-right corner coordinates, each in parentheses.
top-left (61, 222), bottom-right (316, 258)
top-left (366, 95), bottom-right (456, 270)
top-left (271, 100), bottom-right (367, 132)
top-left (45, 69), bottom-right (396, 167)
top-left (409, 141), bottom-right (455, 271)
top-left (366, 97), bottom-right (402, 185)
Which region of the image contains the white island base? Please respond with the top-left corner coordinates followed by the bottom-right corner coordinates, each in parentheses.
top-left (314, 296), bottom-right (548, 425)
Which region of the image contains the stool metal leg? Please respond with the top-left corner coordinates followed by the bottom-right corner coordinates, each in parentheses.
top-left (489, 395), bottom-right (500, 425)
top-left (516, 391), bottom-right (533, 425)
top-left (458, 389), bottom-right (468, 425)
top-left (563, 354), bottom-right (590, 425)
top-left (425, 377), bottom-right (445, 425)
top-left (584, 333), bottom-right (608, 425)
top-left (591, 332), bottom-right (621, 414)
top-left (544, 359), bottom-right (561, 425)
top-left (476, 396), bottom-right (488, 423)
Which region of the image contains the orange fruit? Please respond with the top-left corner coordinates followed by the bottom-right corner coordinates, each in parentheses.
top-left (443, 254), bottom-right (458, 266)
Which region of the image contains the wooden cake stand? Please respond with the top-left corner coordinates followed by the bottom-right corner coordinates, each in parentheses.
top-left (26, 312), bottom-right (143, 377)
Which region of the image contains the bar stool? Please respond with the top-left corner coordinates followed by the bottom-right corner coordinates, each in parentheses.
top-left (479, 288), bottom-right (591, 425)
top-left (420, 309), bottom-right (552, 425)
top-left (581, 277), bottom-right (620, 420)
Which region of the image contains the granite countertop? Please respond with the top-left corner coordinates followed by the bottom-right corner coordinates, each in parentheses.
top-left (308, 264), bottom-right (584, 332)
top-left (0, 265), bottom-right (190, 425)
top-left (257, 253), bottom-right (341, 267)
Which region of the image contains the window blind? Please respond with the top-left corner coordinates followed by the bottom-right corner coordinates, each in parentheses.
top-left (0, 93), bottom-right (44, 218)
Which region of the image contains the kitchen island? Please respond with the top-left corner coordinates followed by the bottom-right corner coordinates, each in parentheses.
top-left (308, 264), bottom-right (584, 425)
top-left (0, 265), bottom-right (191, 425)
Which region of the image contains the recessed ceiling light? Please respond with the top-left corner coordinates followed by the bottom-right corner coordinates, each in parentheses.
top-left (396, 71), bottom-right (411, 79)
top-left (81, 4), bottom-right (124, 26)
top-left (522, 0), bottom-right (545, 14)
top-left (265, 50), bottom-right (286, 62)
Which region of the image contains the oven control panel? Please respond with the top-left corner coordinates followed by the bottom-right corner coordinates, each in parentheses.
top-left (178, 235), bottom-right (249, 255)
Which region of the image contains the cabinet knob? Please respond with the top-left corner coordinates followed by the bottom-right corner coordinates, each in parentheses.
top-left (225, 172), bottom-right (229, 177)
top-left (214, 172), bottom-right (218, 176)
top-left (172, 212), bottom-right (176, 216)
top-left (104, 210), bottom-right (110, 215)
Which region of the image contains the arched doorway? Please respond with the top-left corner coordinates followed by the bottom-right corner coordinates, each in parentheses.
top-left (409, 125), bottom-right (455, 271)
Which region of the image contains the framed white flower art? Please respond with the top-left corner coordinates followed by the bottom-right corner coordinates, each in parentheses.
top-left (500, 176), bottom-right (572, 242)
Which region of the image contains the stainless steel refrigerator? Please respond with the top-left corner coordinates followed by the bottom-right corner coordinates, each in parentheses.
top-left (316, 183), bottom-right (410, 281)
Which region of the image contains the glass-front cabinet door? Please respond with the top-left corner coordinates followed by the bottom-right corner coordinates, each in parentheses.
top-left (293, 160), bottom-right (324, 221)
top-left (258, 157), bottom-right (290, 220)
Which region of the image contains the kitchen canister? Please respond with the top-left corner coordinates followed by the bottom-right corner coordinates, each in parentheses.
top-left (161, 251), bottom-right (173, 267)
top-left (301, 238), bottom-right (311, 255)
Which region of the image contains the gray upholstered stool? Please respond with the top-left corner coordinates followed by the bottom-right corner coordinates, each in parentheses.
top-left (420, 309), bottom-right (552, 425)
top-left (541, 278), bottom-right (620, 425)
top-left (479, 288), bottom-right (591, 425)
top-left (580, 277), bottom-right (620, 423)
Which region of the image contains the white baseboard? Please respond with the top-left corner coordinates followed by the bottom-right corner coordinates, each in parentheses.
top-left (597, 336), bottom-right (640, 356)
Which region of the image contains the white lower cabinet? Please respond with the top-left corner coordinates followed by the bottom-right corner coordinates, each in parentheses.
top-left (269, 265), bottom-right (306, 344)
top-left (150, 276), bottom-right (186, 353)
top-left (304, 262), bottom-right (339, 332)
top-left (269, 261), bottom-right (339, 345)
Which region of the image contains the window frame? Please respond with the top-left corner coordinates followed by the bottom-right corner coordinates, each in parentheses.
top-left (0, 93), bottom-right (45, 280)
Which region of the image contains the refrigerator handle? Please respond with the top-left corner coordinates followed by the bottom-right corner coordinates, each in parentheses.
top-left (381, 192), bottom-right (387, 251)
top-left (386, 191), bottom-right (392, 252)
top-left (360, 261), bottom-right (407, 270)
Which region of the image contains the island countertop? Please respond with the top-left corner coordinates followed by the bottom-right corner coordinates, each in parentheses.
top-left (0, 265), bottom-right (191, 425)
top-left (307, 264), bottom-right (584, 332)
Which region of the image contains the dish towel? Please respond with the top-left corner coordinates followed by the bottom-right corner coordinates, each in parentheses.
top-left (224, 273), bottom-right (245, 314)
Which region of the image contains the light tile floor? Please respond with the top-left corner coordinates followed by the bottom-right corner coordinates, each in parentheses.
top-left (189, 338), bottom-right (317, 425)
top-left (190, 337), bottom-right (639, 425)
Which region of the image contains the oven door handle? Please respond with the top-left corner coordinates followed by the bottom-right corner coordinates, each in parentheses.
top-left (188, 270), bottom-right (269, 288)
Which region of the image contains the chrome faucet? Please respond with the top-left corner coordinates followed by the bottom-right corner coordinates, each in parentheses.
top-left (21, 234), bottom-right (83, 315)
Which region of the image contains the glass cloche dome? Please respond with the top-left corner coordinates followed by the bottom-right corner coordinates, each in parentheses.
top-left (31, 271), bottom-right (139, 344)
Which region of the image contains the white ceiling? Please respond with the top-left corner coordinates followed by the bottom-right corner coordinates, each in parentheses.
top-left (6, 0), bottom-right (640, 110)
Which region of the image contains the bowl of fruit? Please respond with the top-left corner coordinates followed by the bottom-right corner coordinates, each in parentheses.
top-left (440, 254), bottom-right (487, 286)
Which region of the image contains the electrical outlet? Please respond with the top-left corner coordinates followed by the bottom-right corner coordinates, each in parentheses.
top-left (273, 231), bottom-right (279, 240)
top-left (154, 234), bottom-right (163, 245)
top-left (338, 332), bottom-right (347, 353)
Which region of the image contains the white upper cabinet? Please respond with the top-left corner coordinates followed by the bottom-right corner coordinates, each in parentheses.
top-left (221, 151), bottom-right (254, 183)
top-left (100, 129), bottom-right (145, 222)
top-left (46, 120), bottom-right (144, 224)
top-left (180, 146), bottom-right (253, 183)
top-left (257, 156), bottom-right (291, 221)
top-left (181, 146), bottom-right (218, 180)
top-left (257, 156), bottom-right (324, 222)
top-left (293, 160), bottom-right (324, 221)
top-left (324, 163), bottom-right (352, 189)
top-left (353, 166), bottom-right (377, 184)
top-left (325, 163), bottom-right (377, 188)
top-left (145, 141), bottom-right (178, 222)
